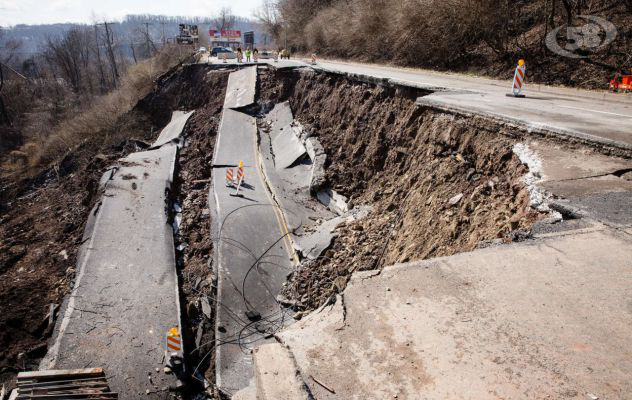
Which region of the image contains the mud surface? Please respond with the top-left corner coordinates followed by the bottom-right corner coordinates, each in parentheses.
top-left (260, 68), bottom-right (542, 310)
top-left (0, 64), bottom-right (227, 390)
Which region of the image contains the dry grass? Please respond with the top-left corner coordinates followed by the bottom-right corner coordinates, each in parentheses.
top-left (285, 0), bottom-right (632, 86)
top-left (2, 44), bottom-right (192, 174)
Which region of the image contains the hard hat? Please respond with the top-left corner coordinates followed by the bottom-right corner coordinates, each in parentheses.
top-left (518, 59), bottom-right (525, 66)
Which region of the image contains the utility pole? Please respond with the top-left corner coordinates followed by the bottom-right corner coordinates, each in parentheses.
top-left (142, 22), bottom-right (154, 56)
top-left (160, 21), bottom-right (167, 46)
top-left (98, 22), bottom-right (119, 86)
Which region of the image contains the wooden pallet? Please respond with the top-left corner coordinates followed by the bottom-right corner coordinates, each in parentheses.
top-left (10, 369), bottom-right (117, 399)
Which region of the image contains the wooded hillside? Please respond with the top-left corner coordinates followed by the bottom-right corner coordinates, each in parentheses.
top-left (260, 0), bottom-right (632, 88)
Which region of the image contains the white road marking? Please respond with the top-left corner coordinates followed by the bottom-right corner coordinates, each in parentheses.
top-left (558, 104), bottom-right (632, 118)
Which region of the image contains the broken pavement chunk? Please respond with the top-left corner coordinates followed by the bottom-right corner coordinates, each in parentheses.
top-left (272, 124), bottom-right (307, 169)
top-left (317, 189), bottom-right (349, 215)
top-left (151, 111), bottom-right (195, 149)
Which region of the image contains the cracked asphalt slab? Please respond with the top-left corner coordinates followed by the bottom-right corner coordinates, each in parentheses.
top-left (211, 67), bottom-right (296, 395)
top-left (280, 229), bottom-right (632, 399)
top-left (41, 142), bottom-right (183, 399)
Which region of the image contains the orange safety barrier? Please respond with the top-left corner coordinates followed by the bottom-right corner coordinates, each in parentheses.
top-left (511, 60), bottom-right (526, 97)
top-left (166, 327), bottom-right (182, 353)
top-left (226, 168), bottom-right (234, 186)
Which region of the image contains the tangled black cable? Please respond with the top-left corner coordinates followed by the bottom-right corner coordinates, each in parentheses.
top-left (188, 201), bottom-right (301, 382)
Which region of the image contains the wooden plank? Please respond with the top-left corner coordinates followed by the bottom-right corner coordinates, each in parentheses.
top-left (17, 369), bottom-right (104, 381)
top-left (16, 393), bottom-right (117, 399)
top-left (20, 383), bottom-right (110, 393)
top-left (18, 378), bottom-right (108, 389)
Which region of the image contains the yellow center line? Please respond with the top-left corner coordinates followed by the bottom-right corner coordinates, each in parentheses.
top-left (252, 120), bottom-right (301, 267)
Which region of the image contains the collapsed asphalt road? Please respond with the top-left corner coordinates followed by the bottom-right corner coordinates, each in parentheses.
top-left (41, 112), bottom-right (193, 398)
top-left (7, 56), bottom-right (629, 399)
top-left (210, 66), bottom-right (295, 396)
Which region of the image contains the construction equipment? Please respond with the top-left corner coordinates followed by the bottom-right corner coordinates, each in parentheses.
top-left (609, 74), bottom-right (632, 93)
top-left (176, 24), bottom-right (199, 45)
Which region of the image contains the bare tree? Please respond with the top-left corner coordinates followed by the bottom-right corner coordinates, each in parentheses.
top-left (44, 28), bottom-right (85, 91)
top-left (93, 25), bottom-right (107, 92)
top-left (255, 0), bottom-right (283, 39)
top-left (213, 7), bottom-right (236, 30)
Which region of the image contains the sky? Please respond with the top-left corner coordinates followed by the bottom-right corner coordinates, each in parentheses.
top-left (0, 0), bottom-right (262, 26)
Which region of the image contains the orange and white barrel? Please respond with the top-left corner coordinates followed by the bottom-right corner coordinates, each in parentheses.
top-left (237, 167), bottom-right (244, 183)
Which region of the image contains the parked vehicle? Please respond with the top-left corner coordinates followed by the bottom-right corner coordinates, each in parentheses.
top-left (198, 47), bottom-right (207, 53)
top-left (280, 49), bottom-right (291, 60)
top-left (211, 47), bottom-right (233, 57)
top-left (259, 50), bottom-right (274, 59)
top-left (609, 74), bottom-right (632, 93)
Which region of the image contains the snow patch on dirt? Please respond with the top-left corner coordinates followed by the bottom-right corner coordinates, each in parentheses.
top-left (513, 143), bottom-right (548, 210)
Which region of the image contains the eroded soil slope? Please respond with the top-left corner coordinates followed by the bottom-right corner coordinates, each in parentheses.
top-left (260, 68), bottom-right (541, 309)
top-left (0, 64), bottom-right (227, 388)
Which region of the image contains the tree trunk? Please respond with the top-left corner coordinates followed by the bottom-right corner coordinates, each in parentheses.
top-left (561, 0), bottom-right (573, 26)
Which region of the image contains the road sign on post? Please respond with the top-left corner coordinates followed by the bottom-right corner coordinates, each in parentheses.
top-left (244, 31), bottom-right (255, 49)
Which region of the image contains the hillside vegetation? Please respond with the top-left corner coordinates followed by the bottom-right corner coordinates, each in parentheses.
top-left (262, 0), bottom-right (632, 88)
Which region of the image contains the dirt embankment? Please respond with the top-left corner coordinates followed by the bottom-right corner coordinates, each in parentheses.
top-left (171, 75), bottom-right (227, 392)
top-left (0, 64), bottom-right (227, 389)
top-left (261, 69), bottom-right (541, 310)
